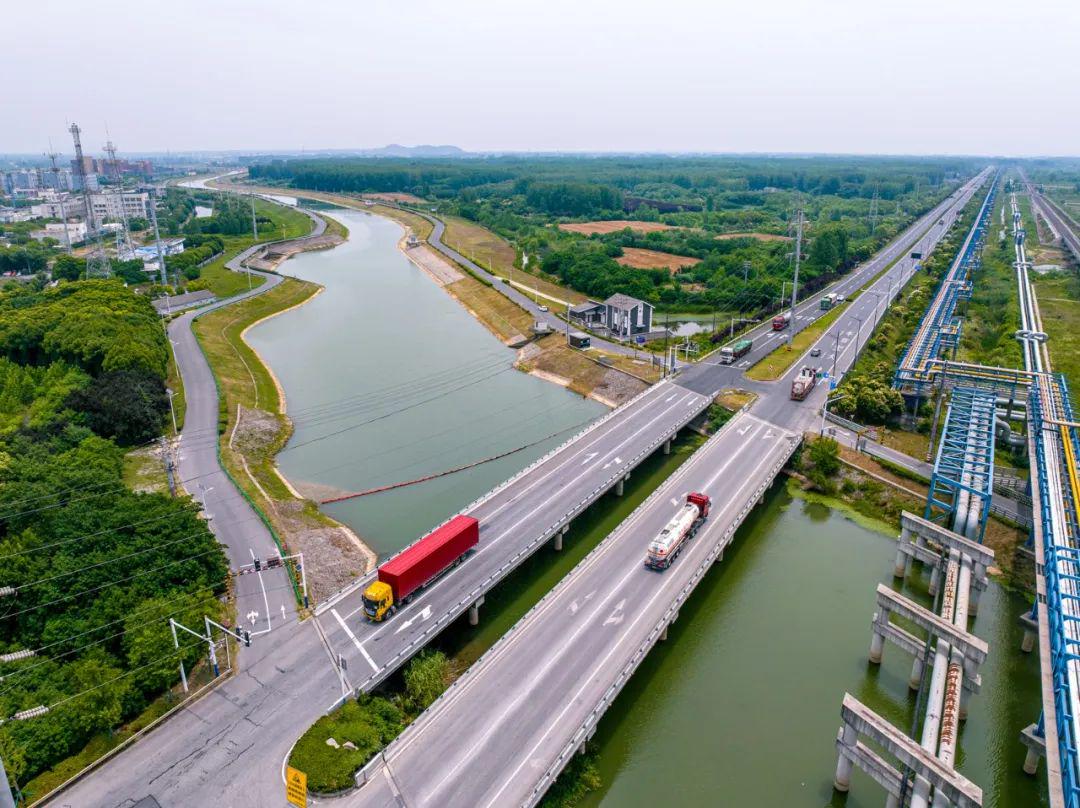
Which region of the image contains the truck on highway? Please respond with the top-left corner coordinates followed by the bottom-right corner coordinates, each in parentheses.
top-left (645, 492), bottom-right (711, 570)
top-left (820, 293), bottom-right (838, 310)
top-left (772, 312), bottom-right (792, 330)
top-left (790, 366), bottom-right (818, 401)
top-left (718, 338), bottom-right (753, 365)
top-left (362, 514), bottom-right (480, 622)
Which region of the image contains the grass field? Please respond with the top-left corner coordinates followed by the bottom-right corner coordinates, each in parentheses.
top-left (1032, 272), bottom-right (1080, 409)
top-left (615, 247), bottom-right (701, 272)
top-left (195, 199), bottom-right (314, 298)
top-left (442, 215), bottom-right (518, 274)
top-left (744, 304), bottom-right (847, 381)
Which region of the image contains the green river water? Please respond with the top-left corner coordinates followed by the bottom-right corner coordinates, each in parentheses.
top-left (248, 207), bottom-right (1047, 807)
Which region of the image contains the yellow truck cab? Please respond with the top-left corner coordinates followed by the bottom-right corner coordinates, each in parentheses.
top-left (362, 581), bottom-right (395, 622)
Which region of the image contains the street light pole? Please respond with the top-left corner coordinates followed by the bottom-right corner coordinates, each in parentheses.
top-left (852, 314), bottom-right (865, 359)
top-left (829, 326), bottom-right (842, 380)
top-left (820, 393), bottom-right (848, 436)
top-left (0, 752), bottom-right (17, 808)
top-left (788, 208), bottom-right (803, 346)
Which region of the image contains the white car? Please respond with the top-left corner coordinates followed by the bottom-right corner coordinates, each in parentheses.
top-left (538, 305), bottom-right (549, 312)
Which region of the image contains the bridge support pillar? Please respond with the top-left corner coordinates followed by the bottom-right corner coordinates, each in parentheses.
top-left (1019, 611), bottom-right (1038, 653)
top-left (909, 655), bottom-right (925, 690)
top-left (833, 724), bottom-right (857, 792)
top-left (554, 525), bottom-right (568, 551)
top-left (616, 475), bottom-right (628, 496)
top-left (1020, 723), bottom-right (1045, 775)
top-left (869, 626), bottom-right (885, 665)
top-left (663, 437), bottom-right (672, 455)
top-left (469, 596), bottom-right (485, 626)
top-left (928, 563), bottom-right (941, 597)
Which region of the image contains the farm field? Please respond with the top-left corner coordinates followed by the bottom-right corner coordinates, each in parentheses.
top-left (363, 191), bottom-right (428, 204)
top-left (616, 247), bottom-right (701, 272)
top-left (558, 220), bottom-right (681, 235)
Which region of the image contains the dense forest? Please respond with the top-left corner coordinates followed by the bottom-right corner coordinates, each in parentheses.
top-left (0, 280), bottom-right (228, 788)
top-left (251, 155), bottom-right (981, 314)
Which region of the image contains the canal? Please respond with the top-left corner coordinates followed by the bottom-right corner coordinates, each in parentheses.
top-left (245, 207), bottom-right (605, 556)
top-left (248, 205), bottom-right (1047, 807)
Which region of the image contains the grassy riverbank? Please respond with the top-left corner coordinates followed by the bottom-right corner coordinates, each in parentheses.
top-left (193, 276), bottom-right (376, 601)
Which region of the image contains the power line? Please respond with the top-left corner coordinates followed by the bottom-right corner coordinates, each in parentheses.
top-left (1, 548), bottom-right (223, 622)
top-left (281, 365), bottom-right (513, 453)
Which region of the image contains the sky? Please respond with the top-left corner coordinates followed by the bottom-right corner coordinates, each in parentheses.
top-left (4, 0), bottom-right (1078, 156)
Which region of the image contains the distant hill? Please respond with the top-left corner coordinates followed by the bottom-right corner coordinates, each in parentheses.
top-left (364, 144), bottom-right (468, 158)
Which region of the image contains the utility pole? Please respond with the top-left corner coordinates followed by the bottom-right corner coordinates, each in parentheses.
top-left (788, 208), bottom-right (803, 346)
top-left (43, 144), bottom-right (71, 254)
top-left (248, 193), bottom-right (257, 291)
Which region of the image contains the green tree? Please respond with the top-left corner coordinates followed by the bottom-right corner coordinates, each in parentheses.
top-left (809, 436), bottom-right (840, 476)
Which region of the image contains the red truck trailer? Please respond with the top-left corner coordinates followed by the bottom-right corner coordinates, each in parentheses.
top-left (362, 515), bottom-right (480, 621)
top-left (772, 312), bottom-right (792, 330)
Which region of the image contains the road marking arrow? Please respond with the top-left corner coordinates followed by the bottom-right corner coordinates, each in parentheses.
top-left (602, 456), bottom-right (623, 470)
top-left (738, 423), bottom-right (753, 436)
top-left (604, 599), bottom-right (626, 627)
top-left (581, 452), bottom-right (599, 466)
top-left (246, 610), bottom-right (259, 625)
top-left (394, 604), bottom-right (434, 634)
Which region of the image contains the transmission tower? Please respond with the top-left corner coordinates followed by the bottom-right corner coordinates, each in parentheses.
top-left (103, 132), bottom-right (134, 256)
top-left (43, 144), bottom-right (71, 254)
top-left (869, 187), bottom-right (880, 235)
top-left (69, 122), bottom-right (111, 278)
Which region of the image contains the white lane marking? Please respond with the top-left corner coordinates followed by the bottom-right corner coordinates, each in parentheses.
top-left (481, 384), bottom-right (692, 523)
top-left (394, 604), bottom-right (434, 635)
top-left (604, 599), bottom-right (626, 626)
top-left (602, 456), bottom-right (623, 470)
top-left (580, 452), bottom-right (598, 466)
top-left (478, 425), bottom-right (781, 808)
top-left (332, 608), bottom-right (379, 673)
top-left (257, 568), bottom-right (272, 633)
top-left (665, 394), bottom-right (677, 402)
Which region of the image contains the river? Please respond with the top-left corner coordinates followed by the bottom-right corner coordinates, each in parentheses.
top-left (245, 208), bottom-right (605, 556)
top-left (247, 205), bottom-right (1046, 806)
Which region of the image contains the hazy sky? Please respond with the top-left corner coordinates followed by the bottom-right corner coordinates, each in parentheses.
top-left (5, 0), bottom-right (1078, 156)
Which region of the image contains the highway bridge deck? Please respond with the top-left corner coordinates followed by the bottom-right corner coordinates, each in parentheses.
top-left (348, 410), bottom-right (798, 807)
top-left (317, 379), bottom-right (713, 692)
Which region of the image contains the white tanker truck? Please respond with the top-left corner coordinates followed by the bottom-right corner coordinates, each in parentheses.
top-left (645, 492), bottom-right (712, 570)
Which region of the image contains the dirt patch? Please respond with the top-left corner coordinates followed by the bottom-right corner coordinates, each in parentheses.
top-left (714, 232), bottom-right (791, 242)
top-left (558, 220), bottom-right (681, 235)
top-left (616, 247), bottom-right (701, 273)
top-left (272, 499), bottom-right (375, 602)
top-left (362, 192), bottom-right (428, 205)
